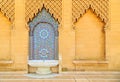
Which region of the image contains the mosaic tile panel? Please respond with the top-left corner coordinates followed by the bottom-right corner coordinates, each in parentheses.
top-left (29, 8), bottom-right (59, 60)
top-left (33, 23), bottom-right (55, 60)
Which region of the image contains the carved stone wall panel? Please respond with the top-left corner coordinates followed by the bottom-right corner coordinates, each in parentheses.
top-left (72, 0), bottom-right (109, 27)
top-left (25, 0), bottom-right (43, 22)
top-left (44, 0), bottom-right (62, 23)
top-left (0, 0), bottom-right (15, 22)
top-left (25, 0), bottom-right (62, 23)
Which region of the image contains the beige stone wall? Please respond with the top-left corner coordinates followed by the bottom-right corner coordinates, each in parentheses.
top-left (0, 12), bottom-right (11, 60)
top-left (75, 10), bottom-right (105, 60)
top-left (0, 0), bottom-right (28, 72)
top-left (108, 0), bottom-right (120, 71)
top-left (0, 0), bottom-right (120, 72)
top-left (11, 0), bottom-right (28, 71)
top-left (59, 0), bottom-right (120, 71)
top-left (59, 0), bottom-right (75, 71)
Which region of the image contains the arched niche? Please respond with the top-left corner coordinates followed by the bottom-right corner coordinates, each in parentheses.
top-left (28, 8), bottom-right (59, 60)
top-left (0, 12), bottom-right (11, 61)
top-left (75, 9), bottom-right (105, 60)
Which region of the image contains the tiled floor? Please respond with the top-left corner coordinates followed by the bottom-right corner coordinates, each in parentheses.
top-left (0, 72), bottom-right (120, 82)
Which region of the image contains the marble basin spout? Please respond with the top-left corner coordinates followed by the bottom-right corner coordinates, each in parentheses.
top-left (28, 60), bottom-right (59, 74)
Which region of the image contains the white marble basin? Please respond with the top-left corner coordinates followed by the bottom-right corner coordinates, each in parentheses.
top-left (28, 60), bottom-right (59, 67)
top-left (28, 60), bottom-right (59, 74)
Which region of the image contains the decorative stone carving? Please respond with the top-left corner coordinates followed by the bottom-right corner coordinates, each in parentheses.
top-left (0, 0), bottom-right (15, 22)
top-left (25, 0), bottom-right (62, 23)
top-left (73, 0), bottom-right (109, 62)
top-left (72, 0), bottom-right (109, 27)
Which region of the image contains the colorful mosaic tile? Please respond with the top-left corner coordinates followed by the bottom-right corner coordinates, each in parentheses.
top-left (29, 8), bottom-right (58, 60)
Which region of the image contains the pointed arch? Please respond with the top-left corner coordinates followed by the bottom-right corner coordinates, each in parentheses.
top-left (26, 0), bottom-right (62, 23)
top-left (0, 0), bottom-right (15, 22)
top-left (0, 12), bottom-right (11, 60)
top-left (74, 6), bottom-right (106, 24)
top-left (72, 0), bottom-right (109, 26)
top-left (29, 7), bottom-right (59, 60)
top-left (75, 9), bottom-right (106, 60)
top-left (29, 7), bottom-right (59, 36)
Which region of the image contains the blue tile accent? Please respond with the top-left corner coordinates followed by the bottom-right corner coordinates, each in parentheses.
top-left (29, 8), bottom-right (59, 60)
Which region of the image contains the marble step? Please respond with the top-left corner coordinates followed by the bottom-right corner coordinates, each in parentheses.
top-left (0, 72), bottom-right (120, 82)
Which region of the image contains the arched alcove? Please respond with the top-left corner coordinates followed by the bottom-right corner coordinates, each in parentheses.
top-left (75, 9), bottom-right (105, 60)
top-left (28, 7), bottom-right (59, 60)
top-left (0, 12), bottom-right (11, 60)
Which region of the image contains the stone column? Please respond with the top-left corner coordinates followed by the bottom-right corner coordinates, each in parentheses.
top-left (11, 0), bottom-right (28, 72)
top-left (59, 0), bottom-right (75, 70)
top-left (108, 0), bottom-right (120, 70)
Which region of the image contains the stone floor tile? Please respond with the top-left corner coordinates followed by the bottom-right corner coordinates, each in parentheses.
top-left (75, 79), bottom-right (89, 82)
top-left (1, 79), bottom-right (43, 82)
top-left (54, 75), bottom-right (75, 79)
top-left (43, 79), bottom-right (75, 82)
top-left (89, 79), bottom-right (120, 82)
top-left (102, 75), bottom-right (120, 79)
top-left (74, 75), bottom-right (87, 79)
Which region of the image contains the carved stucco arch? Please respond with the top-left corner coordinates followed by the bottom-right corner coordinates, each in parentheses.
top-left (25, 0), bottom-right (62, 24)
top-left (0, 12), bottom-right (12, 61)
top-left (72, 0), bottom-right (109, 29)
top-left (73, 4), bottom-right (109, 61)
top-left (73, 7), bottom-right (106, 30)
top-left (0, 0), bottom-right (15, 23)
